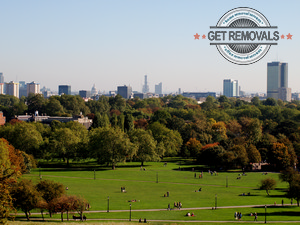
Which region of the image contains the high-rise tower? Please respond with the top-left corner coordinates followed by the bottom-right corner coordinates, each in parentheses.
top-left (142, 75), bottom-right (149, 93)
top-left (267, 62), bottom-right (290, 101)
top-left (223, 79), bottom-right (239, 97)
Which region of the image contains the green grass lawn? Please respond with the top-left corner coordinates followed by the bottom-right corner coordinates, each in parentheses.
top-left (14, 158), bottom-right (299, 224)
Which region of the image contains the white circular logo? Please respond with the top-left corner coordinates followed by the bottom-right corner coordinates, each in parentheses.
top-left (209, 7), bottom-right (279, 65)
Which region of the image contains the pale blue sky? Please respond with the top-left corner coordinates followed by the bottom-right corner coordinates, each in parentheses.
top-left (0, 0), bottom-right (299, 94)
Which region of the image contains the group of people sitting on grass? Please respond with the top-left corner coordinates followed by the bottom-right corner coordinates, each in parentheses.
top-left (185, 212), bottom-right (195, 217)
top-left (174, 202), bottom-right (182, 209)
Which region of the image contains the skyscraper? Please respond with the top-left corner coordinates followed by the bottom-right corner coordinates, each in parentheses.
top-left (19, 81), bottom-right (27, 98)
top-left (267, 62), bottom-right (290, 101)
top-left (5, 81), bottom-right (19, 98)
top-left (155, 82), bottom-right (162, 95)
top-left (142, 75), bottom-right (149, 93)
top-left (27, 82), bottom-right (40, 96)
top-left (59, 85), bottom-right (71, 95)
top-left (0, 73), bottom-right (4, 83)
top-left (223, 79), bottom-right (239, 97)
top-left (117, 85), bottom-right (132, 99)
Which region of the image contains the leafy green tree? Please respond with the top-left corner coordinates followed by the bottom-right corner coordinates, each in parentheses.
top-left (45, 97), bottom-right (64, 116)
top-left (229, 145), bottom-right (249, 168)
top-left (109, 94), bottom-right (126, 113)
top-left (124, 113), bottom-right (134, 132)
top-left (260, 178), bottom-right (277, 195)
top-left (239, 117), bottom-right (262, 144)
top-left (50, 128), bottom-right (80, 166)
top-left (89, 126), bottom-right (136, 169)
top-left (86, 95), bottom-right (110, 114)
top-left (11, 179), bottom-right (40, 220)
top-left (251, 96), bottom-right (260, 106)
top-left (151, 109), bottom-right (171, 125)
top-left (263, 98), bottom-right (278, 106)
top-left (129, 129), bottom-right (158, 165)
top-left (288, 175), bottom-right (300, 206)
top-left (148, 122), bottom-right (183, 157)
top-left (246, 144), bottom-right (261, 163)
top-left (27, 93), bottom-right (46, 115)
top-left (0, 122), bottom-right (43, 156)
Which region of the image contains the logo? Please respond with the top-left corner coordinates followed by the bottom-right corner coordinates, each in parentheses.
top-left (194, 7), bottom-right (292, 65)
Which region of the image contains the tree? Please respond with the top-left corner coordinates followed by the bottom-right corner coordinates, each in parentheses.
top-left (129, 129), bottom-right (158, 165)
top-left (11, 179), bottom-right (40, 220)
top-left (49, 128), bottom-right (80, 166)
top-left (148, 122), bottom-right (183, 157)
top-left (185, 138), bottom-right (202, 157)
top-left (260, 178), bottom-right (277, 195)
top-left (45, 97), bottom-right (64, 116)
top-left (26, 93), bottom-right (46, 115)
top-left (0, 122), bottom-right (44, 157)
top-left (89, 126), bottom-right (136, 169)
top-left (288, 175), bottom-right (300, 206)
top-left (246, 144), bottom-right (261, 163)
top-left (36, 179), bottom-right (65, 217)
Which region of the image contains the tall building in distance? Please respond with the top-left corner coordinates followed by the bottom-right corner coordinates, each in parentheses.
top-left (0, 73), bottom-right (4, 83)
top-left (155, 82), bottom-right (162, 95)
top-left (91, 84), bottom-right (98, 96)
top-left (0, 83), bottom-right (4, 95)
top-left (59, 85), bottom-right (71, 95)
top-left (117, 85), bottom-right (132, 99)
top-left (5, 81), bottom-right (19, 98)
top-left (27, 81), bottom-right (40, 96)
top-left (267, 62), bottom-right (291, 101)
top-left (19, 81), bottom-right (27, 98)
top-left (142, 75), bottom-right (149, 93)
top-left (223, 79), bottom-right (239, 97)
top-left (79, 90), bottom-right (91, 98)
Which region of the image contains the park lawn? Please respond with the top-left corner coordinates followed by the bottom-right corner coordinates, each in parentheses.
top-left (18, 159), bottom-right (299, 223)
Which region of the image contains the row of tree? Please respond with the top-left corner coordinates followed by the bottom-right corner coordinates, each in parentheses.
top-left (0, 94), bottom-right (300, 170)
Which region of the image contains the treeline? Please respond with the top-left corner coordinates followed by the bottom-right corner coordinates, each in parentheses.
top-left (0, 94), bottom-right (300, 170)
top-left (0, 140), bottom-right (87, 222)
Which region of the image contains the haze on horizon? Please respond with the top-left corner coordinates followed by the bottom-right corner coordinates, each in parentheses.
top-left (0, 0), bottom-right (299, 94)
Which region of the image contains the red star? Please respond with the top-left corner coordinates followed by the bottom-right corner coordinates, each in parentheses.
top-left (194, 33), bottom-right (200, 40)
top-left (286, 33), bottom-right (293, 39)
top-left (202, 34), bottom-right (206, 39)
top-left (281, 34), bottom-right (285, 39)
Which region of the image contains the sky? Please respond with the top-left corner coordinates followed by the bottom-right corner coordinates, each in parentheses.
top-left (0, 0), bottom-right (299, 94)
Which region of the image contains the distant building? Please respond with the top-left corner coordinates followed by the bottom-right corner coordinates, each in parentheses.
top-left (59, 85), bottom-right (71, 95)
top-left (79, 90), bottom-right (91, 98)
top-left (155, 82), bottom-right (162, 95)
top-left (142, 75), bottom-right (149, 93)
top-left (27, 82), bottom-right (40, 96)
top-left (19, 81), bottom-right (27, 98)
top-left (278, 87), bottom-right (291, 102)
top-left (182, 92), bottom-right (216, 99)
top-left (15, 113), bottom-right (92, 129)
top-left (0, 73), bottom-right (4, 83)
top-left (223, 79), bottom-right (239, 97)
top-left (292, 93), bottom-right (300, 100)
top-left (5, 81), bottom-right (19, 98)
top-left (133, 92), bottom-right (146, 99)
top-left (0, 83), bottom-right (4, 95)
top-left (267, 62), bottom-right (290, 101)
top-left (91, 84), bottom-right (98, 96)
top-left (117, 85), bottom-right (132, 99)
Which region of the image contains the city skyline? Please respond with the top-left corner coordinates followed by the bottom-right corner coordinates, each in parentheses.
top-left (0, 1), bottom-right (299, 93)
